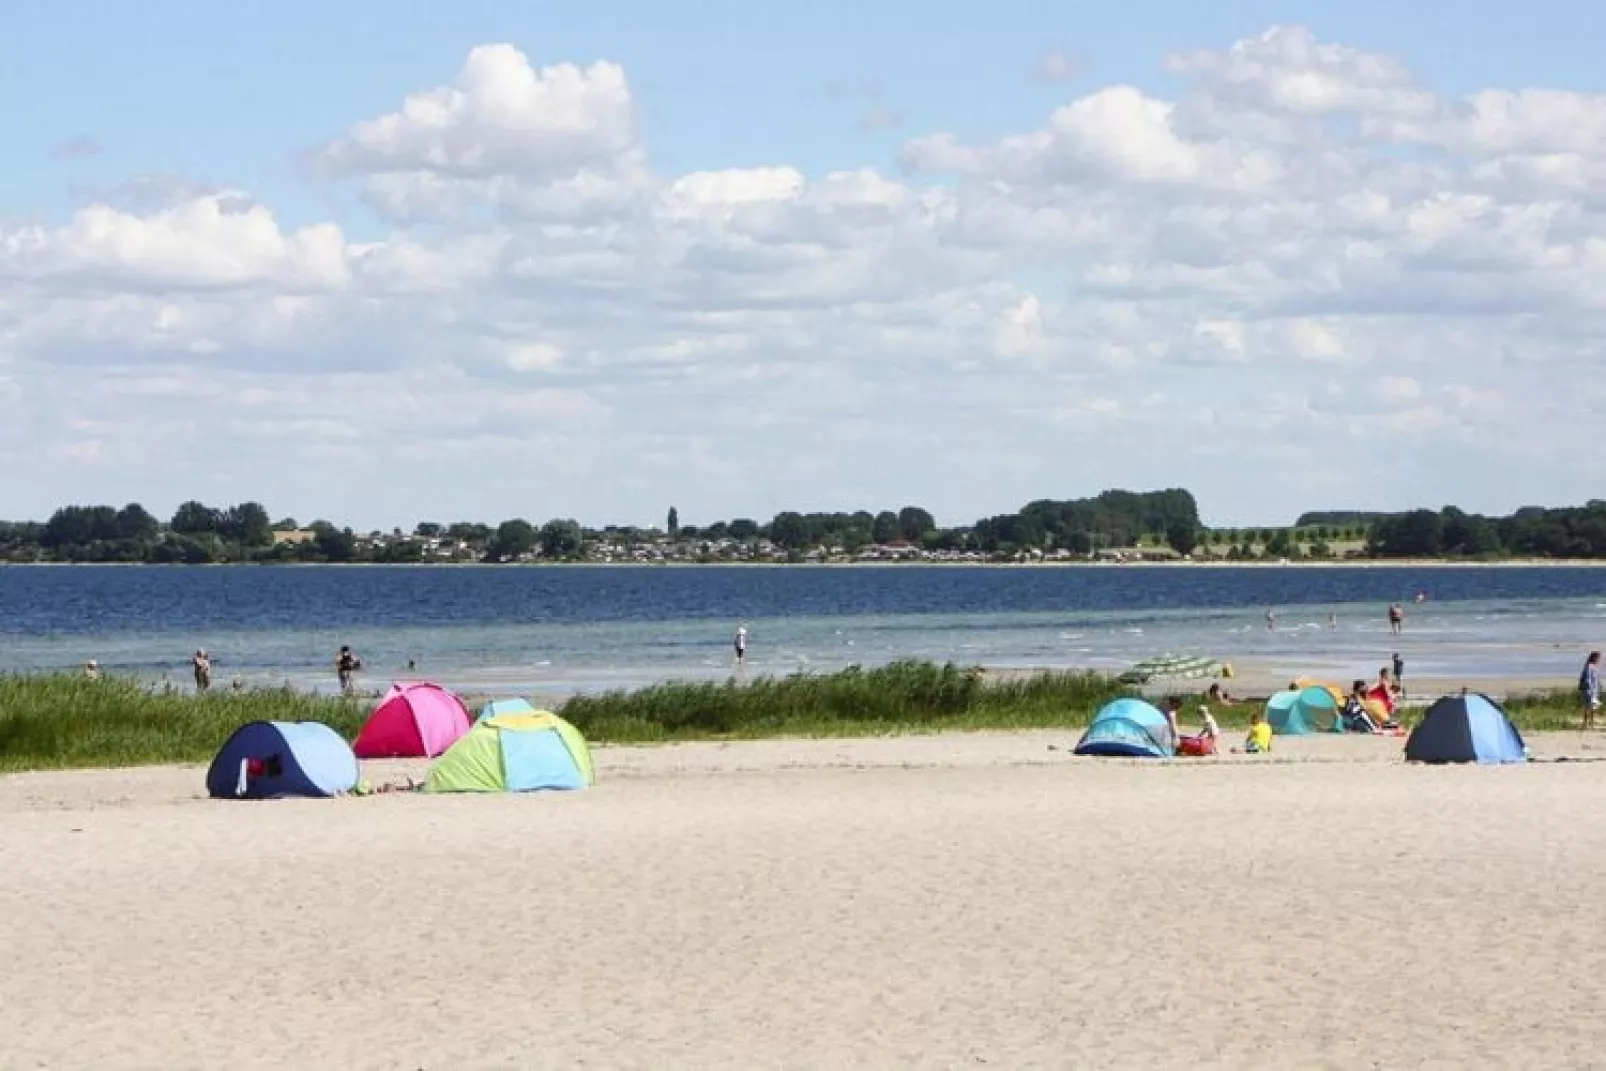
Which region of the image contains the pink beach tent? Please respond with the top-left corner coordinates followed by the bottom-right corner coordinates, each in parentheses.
top-left (352, 682), bottom-right (472, 759)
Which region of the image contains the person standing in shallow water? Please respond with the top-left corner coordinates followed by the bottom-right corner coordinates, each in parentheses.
top-left (733, 623), bottom-right (749, 668)
top-left (191, 649), bottom-right (212, 692)
top-left (1388, 602), bottom-right (1404, 635)
top-left (336, 645), bottom-right (362, 694)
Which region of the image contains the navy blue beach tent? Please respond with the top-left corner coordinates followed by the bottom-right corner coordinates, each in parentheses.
top-left (205, 721), bottom-right (359, 799)
top-left (1404, 693), bottom-right (1526, 765)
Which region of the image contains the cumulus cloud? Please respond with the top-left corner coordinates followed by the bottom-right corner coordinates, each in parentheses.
top-left (313, 44), bottom-right (636, 179)
top-left (5, 27), bottom-right (1606, 525)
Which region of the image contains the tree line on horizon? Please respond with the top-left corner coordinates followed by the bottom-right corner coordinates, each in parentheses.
top-left (1, 492), bottom-right (1604, 563)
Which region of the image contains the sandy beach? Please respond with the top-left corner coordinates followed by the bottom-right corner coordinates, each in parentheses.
top-left (6, 731), bottom-right (1606, 1069)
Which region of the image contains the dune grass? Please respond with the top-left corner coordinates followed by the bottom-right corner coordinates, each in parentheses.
top-left (0, 663), bottom-right (1589, 773)
top-left (0, 675), bottom-right (365, 773)
top-left (0, 661), bottom-right (1132, 772)
top-left (557, 660), bottom-right (1133, 741)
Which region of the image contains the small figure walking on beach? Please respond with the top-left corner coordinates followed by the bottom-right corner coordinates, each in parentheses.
top-left (1266, 608), bottom-right (1277, 631)
top-left (1388, 602), bottom-right (1404, 635)
top-left (191, 649), bottom-right (213, 692)
top-left (1580, 651), bottom-right (1601, 730)
top-left (734, 623), bottom-right (749, 668)
top-left (1392, 651), bottom-right (1405, 697)
top-left (336, 645), bottom-right (362, 695)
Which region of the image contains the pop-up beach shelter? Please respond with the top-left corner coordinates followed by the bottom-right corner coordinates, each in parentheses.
top-left (206, 721), bottom-right (358, 799)
top-left (1074, 698), bottom-right (1175, 758)
top-left (1405, 694), bottom-right (1527, 765)
top-left (425, 711), bottom-right (595, 793)
top-left (476, 697), bottom-right (538, 722)
top-left (1293, 679), bottom-right (1346, 707)
top-left (1265, 686), bottom-right (1339, 736)
top-left (353, 682), bottom-right (471, 759)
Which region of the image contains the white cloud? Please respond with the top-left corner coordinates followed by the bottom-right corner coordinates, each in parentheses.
top-left (6, 27), bottom-right (1606, 526)
top-left (313, 44), bottom-right (636, 179)
top-left (1166, 25), bottom-right (1436, 119)
top-left (0, 194), bottom-right (349, 291)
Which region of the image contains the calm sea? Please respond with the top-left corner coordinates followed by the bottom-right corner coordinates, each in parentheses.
top-left (2, 564), bottom-right (1603, 695)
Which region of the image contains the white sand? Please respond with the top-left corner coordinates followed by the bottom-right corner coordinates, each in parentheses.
top-left (5, 731), bottom-right (1606, 1069)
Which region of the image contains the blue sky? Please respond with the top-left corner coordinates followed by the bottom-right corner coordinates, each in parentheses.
top-left (3, 3), bottom-right (1605, 528)
top-left (10, 0), bottom-right (1605, 225)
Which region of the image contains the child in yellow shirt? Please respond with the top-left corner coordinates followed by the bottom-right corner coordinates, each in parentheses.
top-left (1245, 710), bottom-right (1272, 753)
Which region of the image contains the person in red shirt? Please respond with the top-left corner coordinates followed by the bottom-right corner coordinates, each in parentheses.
top-left (1367, 667), bottom-right (1398, 718)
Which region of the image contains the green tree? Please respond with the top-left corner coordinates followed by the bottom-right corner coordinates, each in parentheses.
top-left (872, 511), bottom-right (900, 543)
top-left (171, 500), bottom-right (220, 535)
top-left (114, 503), bottom-right (159, 542)
top-left (222, 501), bottom-right (273, 546)
top-left (769, 511), bottom-right (809, 550)
top-left (1165, 522), bottom-right (1199, 556)
top-left (314, 525), bottom-right (357, 562)
top-left (487, 519), bottom-right (536, 560)
top-left (540, 518), bottom-right (584, 559)
top-left (728, 518), bottom-right (759, 541)
top-left (414, 522), bottom-right (443, 538)
top-left (897, 506), bottom-right (936, 542)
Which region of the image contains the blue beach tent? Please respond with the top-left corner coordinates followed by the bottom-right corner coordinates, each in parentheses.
top-left (205, 721), bottom-right (360, 799)
top-left (1265, 686), bottom-right (1339, 736)
top-left (1074, 698), bottom-right (1176, 758)
top-left (476, 697), bottom-right (539, 722)
top-left (1404, 693), bottom-right (1527, 765)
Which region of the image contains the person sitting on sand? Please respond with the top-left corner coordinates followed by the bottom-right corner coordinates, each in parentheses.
top-left (1245, 710), bottom-right (1272, 754)
top-left (1207, 682), bottom-right (1237, 706)
top-left (1338, 680), bottom-right (1380, 733)
top-left (1367, 668), bottom-right (1397, 719)
top-left (82, 660), bottom-right (100, 680)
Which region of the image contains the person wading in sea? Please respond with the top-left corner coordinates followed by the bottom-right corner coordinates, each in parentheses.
top-left (191, 649), bottom-right (213, 692)
top-left (336, 645), bottom-right (363, 695)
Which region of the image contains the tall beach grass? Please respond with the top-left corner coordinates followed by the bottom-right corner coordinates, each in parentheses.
top-left (0, 663), bottom-right (1588, 773)
top-left (557, 660), bottom-right (1133, 741)
top-left (0, 675), bottom-right (364, 772)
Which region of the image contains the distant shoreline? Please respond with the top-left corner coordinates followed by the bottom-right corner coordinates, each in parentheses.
top-left (6, 558), bottom-right (1606, 569)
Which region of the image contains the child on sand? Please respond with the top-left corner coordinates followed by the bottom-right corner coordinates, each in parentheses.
top-left (1245, 711), bottom-right (1272, 754)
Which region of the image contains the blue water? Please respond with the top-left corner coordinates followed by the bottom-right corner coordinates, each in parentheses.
top-left (2, 564), bottom-right (1603, 695)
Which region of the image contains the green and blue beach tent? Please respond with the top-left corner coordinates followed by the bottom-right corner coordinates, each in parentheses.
top-left (425, 710), bottom-right (595, 793)
top-left (1264, 685), bottom-right (1339, 735)
top-left (1074, 698), bottom-right (1176, 758)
